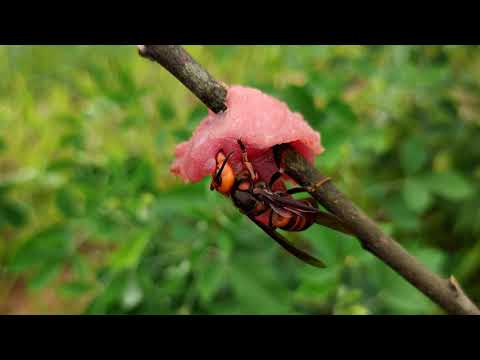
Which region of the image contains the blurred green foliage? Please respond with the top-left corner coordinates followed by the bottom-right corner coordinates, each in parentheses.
top-left (1, 45), bottom-right (480, 314)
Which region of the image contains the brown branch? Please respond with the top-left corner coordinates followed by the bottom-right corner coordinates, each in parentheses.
top-left (273, 144), bottom-right (480, 315)
top-left (137, 45), bottom-right (480, 315)
top-left (137, 45), bottom-right (227, 114)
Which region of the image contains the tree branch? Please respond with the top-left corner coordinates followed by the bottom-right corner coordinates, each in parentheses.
top-left (137, 45), bottom-right (227, 114)
top-left (137, 45), bottom-right (480, 315)
top-left (273, 144), bottom-right (480, 315)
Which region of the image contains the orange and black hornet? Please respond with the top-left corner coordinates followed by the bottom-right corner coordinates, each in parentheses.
top-left (210, 139), bottom-right (350, 268)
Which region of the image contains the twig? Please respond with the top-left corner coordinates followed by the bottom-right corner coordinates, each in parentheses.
top-left (137, 45), bottom-right (227, 114)
top-left (137, 45), bottom-right (480, 315)
top-left (273, 144), bottom-right (480, 315)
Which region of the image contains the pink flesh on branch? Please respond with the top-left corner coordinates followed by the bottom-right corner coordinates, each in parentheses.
top-left (170, 85), bottom-right (324, 184)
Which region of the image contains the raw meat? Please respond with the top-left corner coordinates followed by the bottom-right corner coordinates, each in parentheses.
top-left (170, 85), bottom-right (324, 184)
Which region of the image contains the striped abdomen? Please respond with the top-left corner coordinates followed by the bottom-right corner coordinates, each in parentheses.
top-left (270, 198), bottom-right (318, 232)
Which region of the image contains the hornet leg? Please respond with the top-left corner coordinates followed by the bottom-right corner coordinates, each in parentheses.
top-left (237, 139), bottom-right (258, 181)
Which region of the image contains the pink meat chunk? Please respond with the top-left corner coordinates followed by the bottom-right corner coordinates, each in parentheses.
top-left (170, 85), bottom-right (324, 184)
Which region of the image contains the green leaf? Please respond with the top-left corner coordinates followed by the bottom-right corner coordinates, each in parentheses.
top-left (157, 99), bottom-right (176, 122)
top-left (56, 187), bottom-right (83, 217)
top-left (325, 98), bottom-right (358, 124)
top-left (60, 133), bottom-right (84, 150)
top-left (229, 257), bottom-right (291, 314)
top-left (59, 281), bottom-right (93, 297)
top-left (84, 274), bottom-right (125, 314)
top-left (296, 266), bottom-right (340, 302)
top-left (320, 99), bottom-right (358, 150)
top-left (309, 73), bottom-right (344, 102)
top-left (216, 234), bottom-right (233, 259)
top-left (0, 200), bottom-right (28, 227)
top-left (400, 137), bottom-right (428, 175)
top-left (187, 106), bottom-right (207, 126)
top-left (301, 226), bottom-right (338, 265)
top-left (422, 171), bottom-right (475, 201)
top-left (8, 225), bottom-right (72, 273)
top-left (281, 85), bottom-right (318, 122)
top-left (172, 128), bottom-right (192, 142)
top-left (27, 263), bottom-right (62, 291)
top-left (72, 255), bottom-right (93, 280)
top-left (197, 259), bottom-right (227, 303)
top-left (384, 194), bottom-right (420, 231)
top-left (354, 126), bottom-right (391, 155)
top-left (109, 231), bottom-right (151, 272)
top-left (403, 178), bottom-right (432, 213)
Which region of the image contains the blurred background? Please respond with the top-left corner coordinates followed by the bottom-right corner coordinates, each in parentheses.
top-left (1, 45), bottom-right (480, 315)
